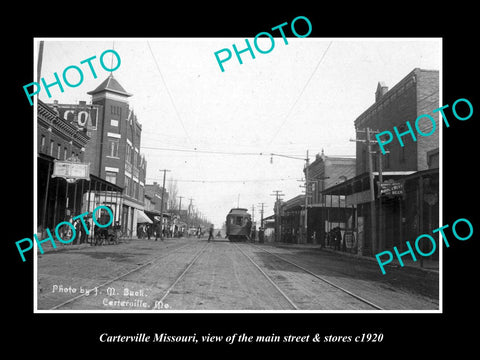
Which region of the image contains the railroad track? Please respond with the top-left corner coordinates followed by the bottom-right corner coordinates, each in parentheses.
top-left (47, 240), bottom-right (383, 311)
top-left (48, 241), bottom-right (209, 310)
top-left (150, 242), bottom-right (210, 306)
top-left (234, 242), bottom-right (384, 311)
top-left (232, 242), bottom-right (299, 310)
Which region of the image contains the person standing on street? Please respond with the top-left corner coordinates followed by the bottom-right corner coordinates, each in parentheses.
top-left (74, 218), bottom-right (83, 245)
top-left (147, 224), bottom-right (152, 240)
top-left (258, 227), bottom-right (264, 243)
top-left (208, 224), bottom-right (214, 242)
top-left (334, 227), bottom-right (341, 251)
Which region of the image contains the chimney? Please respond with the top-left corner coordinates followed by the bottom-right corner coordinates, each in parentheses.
top-left (320, 148), bottom-right (326, 161)
top-left (52, 100), bottom-right (59, 115)
top-left (375, 81), bottom-right (389, 102)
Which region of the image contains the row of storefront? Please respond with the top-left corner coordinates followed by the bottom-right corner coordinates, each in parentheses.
top-left (36, 74), bottom-right (153, 242)
top-left (37, 96), bottom-right (148, 242)
top-left (277, 159), bottom-right (439, 258)
top-left (274, 68), bottom-right (440, 257)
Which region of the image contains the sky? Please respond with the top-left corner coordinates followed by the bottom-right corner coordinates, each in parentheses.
top-left (35, 38), bottom-right (441, 228)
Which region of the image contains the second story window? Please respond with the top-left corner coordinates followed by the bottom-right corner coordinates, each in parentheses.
top-left (105, 171), bottom-right (117, 184)
top-left (126, 144), bottom-right (131, 163)
top-left (40, 135), bottom-right (45, 152)
top-left (109, 139), bottom-right (119, 158)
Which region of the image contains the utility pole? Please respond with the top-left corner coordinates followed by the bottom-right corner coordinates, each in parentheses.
top-left (178, 196), bottom-right (183, 216)
top-left (366, 128), bottom-right (377, 254)
top-left (270, 190), bottom-right (284, 242)
top-left (351, 128), bottom-right (380, 254)
top-left (269, 150), bottom-right (308, 243)
top-left (251, 204), bottom-right (255, 223)
top-left (257, 202), bottom-right (265, 243)
top-left (257, 202), bottom-right (265, 229)
top-left (188, 198), bottom-right (194, 214)
top-left (188, 198), bottom-right (194, 228)
top-left (297, 151), bottom-right (313, 244)
top-left (373, 144), bottom-right (388, 253)
top-left (304, 150), bottom-right (310, 243)
top-left (37, 40), bottom-right (44, 84)
top-left (158, 169), bottom-right (171, 241)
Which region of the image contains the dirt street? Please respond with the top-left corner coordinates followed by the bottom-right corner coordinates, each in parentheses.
top-left (37, 237), bottom-right (439, 311)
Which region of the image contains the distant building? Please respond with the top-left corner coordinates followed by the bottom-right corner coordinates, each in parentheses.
top-left (280, 195), bottom-right (304, 244)
top-left (144, 182), bottom-right (169, 214)
top-left (304, 151), bottom-right (356, 245)
top-left (144, 182), bottom-right (170, 232)
top-left (280, 151), bottom-right (356, 245)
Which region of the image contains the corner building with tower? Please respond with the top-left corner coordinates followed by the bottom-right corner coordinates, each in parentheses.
top-left (48, 74), bottom-right (148, 238)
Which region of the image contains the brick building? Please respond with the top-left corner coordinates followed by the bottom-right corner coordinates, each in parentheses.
top-left (49, 74), bottom-right (148, 238)
top-left (144, 182), bottom-right (170, 233)
top-left (37, 99), bottom-right (122, 240)
top-left (279, 151), bottom-right (356, 245)
top-left (355, 68), bottom-right (439, 175)
top-left (144, 182), bottom-right (169, 214)
top-left (280, 195), bottom-right (303, 243)
top-left (323, 68), bottom-right (439, 256)
top-left (303, 151), bottom-right (356, 245)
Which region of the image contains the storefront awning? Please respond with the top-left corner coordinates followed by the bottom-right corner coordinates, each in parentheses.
top-left (136, 210), bottom-right (153, 223)
top-left (144, 210), bottom-right (172, 222)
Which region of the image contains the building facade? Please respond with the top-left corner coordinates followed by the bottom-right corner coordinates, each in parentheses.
top-left (354, 68), bottom-right (439, 175)
top-left (144, 182), bottom-right (169, 214)
top-left (323, 68), bottom-right (440, 256)
top-left (279, 152), bottom-right (356, 245)
top-left (37, 99), bottom-right (123, 241)
top-left (49, 74), bottom-right (148, 238)
top-left (304, 151), bottom-right (356, 246)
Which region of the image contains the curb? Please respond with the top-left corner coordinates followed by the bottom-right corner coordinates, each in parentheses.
top-left (262, 241), bottom-right (439, 274)
top-left (37, 236), bottom-right (192, 255)
top-left (37, 242), bottom-right (92, 255)
top-left (320, 246), bottom-right (439, 274)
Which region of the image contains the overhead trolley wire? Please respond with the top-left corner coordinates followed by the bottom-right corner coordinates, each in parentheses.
top-left (267, 41), bottom-right (333, 146)
top-left (141, 145), bottom-right (306, 158)
top-left (146, 177), bottom-right (297, 184)
top-left (146, 41), bottom-right (192, 144)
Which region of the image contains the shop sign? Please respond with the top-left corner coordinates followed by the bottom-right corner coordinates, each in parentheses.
top-left (378, 179), bottom-right (404, 198)
top-left (52, 157), bottom-right (90, 183)
top-left (344, 231), bottom-right (355, 249)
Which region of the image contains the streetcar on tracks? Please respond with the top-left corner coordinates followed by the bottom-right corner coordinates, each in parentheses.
top-left (225, 208), bottom-right (252, 241)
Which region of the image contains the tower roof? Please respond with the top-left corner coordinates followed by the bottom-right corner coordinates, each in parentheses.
top-left (87, 74), bottom-right (132, 97)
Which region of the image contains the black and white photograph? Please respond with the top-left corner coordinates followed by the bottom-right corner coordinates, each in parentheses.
top-left (32, 38), bottom-right (441, 312)
top-left (7, 7), bottom-right (479, 353)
